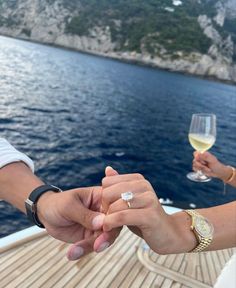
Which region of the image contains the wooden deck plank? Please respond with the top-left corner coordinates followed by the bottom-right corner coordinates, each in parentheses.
top-left (184, 253), bottom-right (197, 279)
top-left (92, 237), bottom-right (141, 287)
top-left (0, 237), bottom-right (47, 272)
top-left (0, 228), bottom-right (235, 288)
top-left (156, 254), bottom-right (168, 265)
top-left (36, 258), bottom-right (74, 288)
top-left (211, 251), bottom-right (223, 276)
top-left (3, 238), bottom-right (59, 288)
top-left (171, 254), bottom-right (185, 272)
top-left (99, 240), bottom-right (141, 288)
top-left (199, 253), bottom-right (212, 285)
top-left (205, 252), bottom-right (217, 284)
top-left (151, 275), bottom-right (165, 287)
top-left (161, 278), bottom-right (174, 288)
top-left (169, 283), bottom-right (182, 288)
top-left (0, 244), bottom-right (25, 259)
top-left (137, 271), bottom-right (157, 288)
top-left (216, 249), bottom-right (226, 268)
top-left (45, 253), bottom-right (95, 288)
top-left (50, 254), bottom-right (95, 288)
top-left (128, 264), bottom-right (151, 288)
top-left (116, 259), bottom-right (143, 287)
top-left (53, 228), bottom-right (133, 288)
top-left (0, 237), bottom-right (55, 286)
top-left (73, 233), bottom-right (139, 287)
top-left (34, 245), bottom-right (79, 288)
top-left (164, 254), bottom-right (177, 269)
top-left (19, 248), bottom-right (67, 288)
top-left (108, 246), bottom-right (141, 288)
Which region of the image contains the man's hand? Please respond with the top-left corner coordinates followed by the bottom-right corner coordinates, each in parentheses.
top-left (0, 162), bottom-right (121, 261)
top-left (37, 186), bottom-right (120, 260)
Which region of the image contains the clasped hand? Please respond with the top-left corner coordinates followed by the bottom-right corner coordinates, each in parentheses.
top-left (48, 167), bottom-right (176, 261)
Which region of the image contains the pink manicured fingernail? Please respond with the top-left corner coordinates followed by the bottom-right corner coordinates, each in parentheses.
top-left (106, 166), bottom-right (114, 170)
top-left (96, 241), bottom-right (110, 253)
top-left (68, 246), bottom-right (84, 261)
top-left (92, 214), bottom-right (105, 230)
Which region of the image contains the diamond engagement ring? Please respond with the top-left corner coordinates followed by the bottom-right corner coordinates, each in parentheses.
top-left (121, 191), bottom-right (134, 208)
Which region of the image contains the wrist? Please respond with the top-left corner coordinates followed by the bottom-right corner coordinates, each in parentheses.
top-left (219, 165), bottom-right (234, 182)
top-left (36, 191), bottom-right (56, 226)
top-left (168, 211), bottom-right (198, 253)
top-left (25, 185), bottom-right (62, 228)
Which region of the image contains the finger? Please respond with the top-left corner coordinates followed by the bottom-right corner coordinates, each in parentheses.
top-left (108, 191), bottom-right (157, 214)
top-left (193, 151), bottom-right (201, 161)
top-left (93, 228), bottom-right (122, 253)
top-left (103, 209), bottom-right (148, 232)
top-left (65, 199), bottom-right (105, 231)
top-left (102, 173), bottom-right (144, 188)
top-left (105, 166), bottom-right (119, 177)
top-left (193, 164), bottom-right (212, 176)
top-left (101, 166), bottom-right (119, 213)
top-left (198, 151), bottom-right (215, 163)
top-left (102, 179), bottom-right (153, 213)
top-left (200, 166), bottom-right (212, 175)
top-left (192, 162), bottom-right (206, 171)
top-left (67, 233), bottom-right (100, 261)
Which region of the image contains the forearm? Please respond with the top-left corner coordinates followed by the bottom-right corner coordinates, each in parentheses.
top-left (0, 162), bottom-right (44, 213)
top-left (170, 201), bottom-right (236, 253)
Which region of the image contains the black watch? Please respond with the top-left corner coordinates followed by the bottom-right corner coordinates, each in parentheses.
top-left (25, 184), bottom-right (62, 228)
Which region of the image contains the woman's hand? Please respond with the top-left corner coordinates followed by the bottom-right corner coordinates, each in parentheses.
top-left (102, 169), bottom-right (190, 254)
top-left (192, 151), bottom-right (232, 182)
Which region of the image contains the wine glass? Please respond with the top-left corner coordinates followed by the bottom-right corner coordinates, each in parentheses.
top-left (187, 113), bottom-right (216, 182)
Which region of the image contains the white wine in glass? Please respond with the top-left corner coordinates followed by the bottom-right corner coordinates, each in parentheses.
top-left (187, 114), bottom-right (216, 182)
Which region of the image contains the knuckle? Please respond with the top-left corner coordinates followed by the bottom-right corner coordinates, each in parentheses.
top-left (116, 211), bottom-right (127, 224)
top-left (144, 191), bottom-right (157, 205)
top-left (142, 179), bottom-right (152, 190)
top-left (103, 222), bottom-right (111, 231)
top-left (102, 177), bottom-right (109, 187)
top-left (108, 202), bottom-right (116, 214)
top-left (79, 208), bottom-right (88, 224)
top-left (132, 179), bottom-right (150, 191)
top-left (134, 173), bottom-right (144, 180)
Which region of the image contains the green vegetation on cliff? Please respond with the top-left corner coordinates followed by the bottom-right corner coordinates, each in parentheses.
top-left (0, 0), bottom-right (235, 61)
top-left (66, 0), bottom-right (214, 55)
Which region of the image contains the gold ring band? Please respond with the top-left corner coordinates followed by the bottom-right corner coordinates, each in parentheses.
top-left (127, 201), bottom-right (131, 208)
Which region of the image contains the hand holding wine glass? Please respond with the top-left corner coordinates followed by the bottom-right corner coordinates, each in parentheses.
top-left (187, 113), bottom-right (216, 182)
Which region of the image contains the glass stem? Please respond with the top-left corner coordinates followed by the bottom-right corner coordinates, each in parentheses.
top-left (196, 170), bottom-right (204, 177)
top-left (223, 182), bottom-right (227, 195)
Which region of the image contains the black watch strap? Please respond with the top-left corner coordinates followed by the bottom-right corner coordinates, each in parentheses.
top-left (25, 184), bottom-right (61, 228)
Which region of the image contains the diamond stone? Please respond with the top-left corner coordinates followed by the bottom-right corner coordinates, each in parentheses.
top-left (121, 192), bottom-right (134, 201)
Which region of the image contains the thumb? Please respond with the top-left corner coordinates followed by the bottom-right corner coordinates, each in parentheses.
top-left (105, 166), bottom-right (119, 177)
top-left (67, 201), bottom-right (105, 231)
top-left (194, 151), bottom-right (201, 161)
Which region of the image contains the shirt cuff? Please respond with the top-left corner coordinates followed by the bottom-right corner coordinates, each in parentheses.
top-left (0, 138), bottom-right (34, 172)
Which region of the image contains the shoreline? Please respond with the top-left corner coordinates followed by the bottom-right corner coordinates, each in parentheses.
top-left (1, 33), bottom-right (236, 86)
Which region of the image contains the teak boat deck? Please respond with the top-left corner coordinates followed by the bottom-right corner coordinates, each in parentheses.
top-left (0, 228), bottom-right (235, 288)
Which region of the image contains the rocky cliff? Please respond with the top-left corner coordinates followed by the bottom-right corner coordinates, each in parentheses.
top-left (0, 0), bottom-right (236, 83)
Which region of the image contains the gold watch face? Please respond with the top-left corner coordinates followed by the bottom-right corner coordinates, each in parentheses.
top-left (195, 217), bottom-right (214, 238)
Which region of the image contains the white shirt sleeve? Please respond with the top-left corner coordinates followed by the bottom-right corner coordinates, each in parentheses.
top-left (0, 138), bottom-right (34, 172)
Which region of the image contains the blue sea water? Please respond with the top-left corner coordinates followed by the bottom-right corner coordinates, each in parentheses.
top-left (0, 35), bottom-right (235, 238)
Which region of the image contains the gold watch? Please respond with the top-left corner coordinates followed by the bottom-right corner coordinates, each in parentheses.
top-left (185, 210), bottom-right (214, 252)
